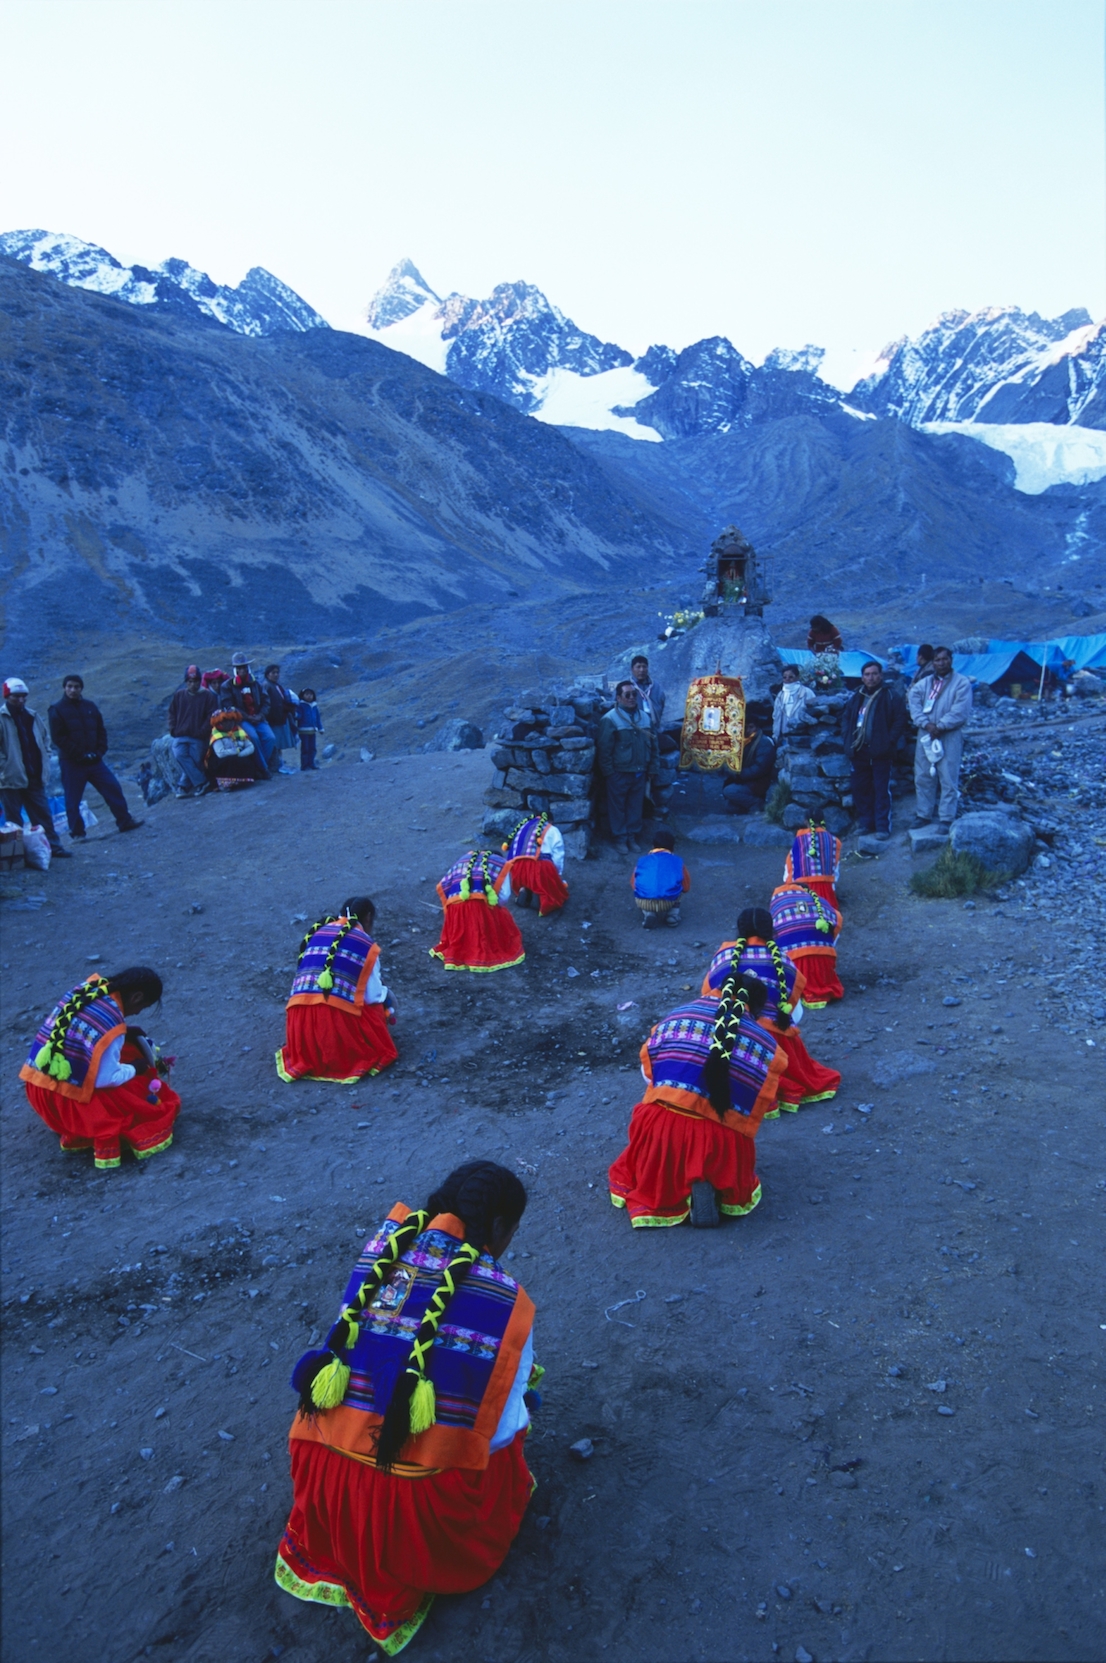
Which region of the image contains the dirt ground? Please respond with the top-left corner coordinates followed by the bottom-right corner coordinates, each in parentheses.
top-left (2, 748), bottom-right (1103, 1663)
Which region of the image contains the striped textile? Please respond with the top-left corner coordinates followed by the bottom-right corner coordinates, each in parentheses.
top-left (703, 941), bottom-right (798, 1021)
top-left (784, 827), bottom-right (841, 883)
top-left (770, 885), bottom-right (841, 953)
top-left (337, 1218), bottom-right (522, 1432)
top-left (503, 816), bottom-right (551, 860)
top-left (290, 921), bottom-right (378, 1010)
top-left (23, 985), bottom-right (125, 1098)
top-left (439, 851), bottom-right (508, 903)
top-left (645, 996), bottom-right (777, 1120)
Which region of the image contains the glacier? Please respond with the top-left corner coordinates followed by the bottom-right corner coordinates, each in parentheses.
top-left (923, 421), bottom-right (1106, 494)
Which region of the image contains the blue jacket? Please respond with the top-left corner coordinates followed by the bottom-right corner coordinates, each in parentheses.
top-left (633, 849), bottom-right (689, 901)
top-left (296, 701), bottom-right (324, 732)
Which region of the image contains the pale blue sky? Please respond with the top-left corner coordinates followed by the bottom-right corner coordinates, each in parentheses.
top-left (1, 0), bottom-right (1102, 375)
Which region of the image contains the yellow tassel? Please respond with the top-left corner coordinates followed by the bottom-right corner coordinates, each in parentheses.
top-left (408, 1375), bottom-right (436, 1434)
top-left (35, 1044), bottom-right (53, 1070)
top-left (51, 1055), bottom-right (72, 1081)
top-left (310, 1356), bottom-right (350, 1409)
top-left (816, 920), bottom-right (830, 934)
top-left (317, 969), bottom-right (334, 990)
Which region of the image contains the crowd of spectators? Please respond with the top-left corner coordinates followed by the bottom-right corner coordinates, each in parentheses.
top-left (165, 654), bottom-right (324, 796)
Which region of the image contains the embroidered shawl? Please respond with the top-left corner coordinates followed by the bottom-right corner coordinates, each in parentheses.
top-left (288, 920), bottom-right (380, 1011)
top-left (438, 850), bottom-right (508, 905)
top-left (701, 940), bottom-right (800, 1022)
top-left (643, 996), bottom-right (779, 1122)
top-left (20, 985), bottom-right (126, 1102)
top-left (784, 827), bottom-right (841, 884)
top-left (770, 884), bottom-right (841, 956)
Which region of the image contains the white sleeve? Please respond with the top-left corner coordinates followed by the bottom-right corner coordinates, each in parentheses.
top-left (541, 825), bottom-right (566, 873)
top-left (498, 869), bottom-right (513, 902)
top-left (489, 1328), bottom-right (533, 1451)
top-left (95, 1033), bottom-right (136, 1088)
top-left (791, 999), bottom-right (804, 1025)
top-left (364, 959), bottom-right (388, 1005)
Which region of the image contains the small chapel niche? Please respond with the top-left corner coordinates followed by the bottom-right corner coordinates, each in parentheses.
top-left (702, 525), bottom-right (770, 617)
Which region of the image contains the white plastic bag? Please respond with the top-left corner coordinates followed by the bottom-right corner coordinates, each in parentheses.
top-left (23, 824), bottom-right (52, 871)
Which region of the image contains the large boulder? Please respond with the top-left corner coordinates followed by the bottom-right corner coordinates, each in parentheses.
top-left (950, 811), bottom-right (1034, 876)
top-left (425, 719), bottom-right (484, 752)
top-left (608, 613), bottom-right (784, 707)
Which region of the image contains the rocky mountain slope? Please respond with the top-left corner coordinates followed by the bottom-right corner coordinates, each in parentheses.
top-left (0, 257), bottom-right (687, 659)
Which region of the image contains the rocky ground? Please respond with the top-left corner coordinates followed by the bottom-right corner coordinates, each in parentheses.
top-left (2, 745), bottom-right (1104, 1663)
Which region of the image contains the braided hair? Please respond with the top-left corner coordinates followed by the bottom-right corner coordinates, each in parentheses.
top-left (34, 967), bottom-right (162, 1081)
top-left (502, 812), bottom-right (548, 854)
top-left (700, 973), bottom-right (766, 1119)
top-left (459, 850), bottom-right (499, 906)
top-left (804, 815), bottom-right (827, 876)
top-left (297, 899), bottom-right (374, 991)
top-left (374, 1161), bottom-right (527, 1469)
top-left (734, 906), bottom-right (793, 1029)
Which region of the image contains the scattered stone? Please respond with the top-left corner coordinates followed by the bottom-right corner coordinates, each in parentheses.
top-left (217, 1429), bottom-right (235, 1441)
top-left (425, 719), bottom-right (484, 752)
top-left (937, 1405), bottom-right (955, 1416)
top-left (887, 1365), bottom-right (902, 1377)
top-left (163, 1474), bottom-right (185, 1493)
top-left (909, 825), bottom-right (949, 855)
top-left (139, 1447), bottom-right (154, 1460)
top-left (926, 1379), bottom-right (947, 1393)
top-left (830, 1469), bottom-right (857, 1488)
top-left (776, 1584), bottom-right (792, 1600)
top-left (795, 1647), bottom-right (814, 1663)
top-left (950, 811), bottom-right (1034, 877)
top-left (321, 743), bottom-right (336, 760)
top-left (568, 1438), bottom-right (594, 1460)
top-left (857, 834), bottom-right (888, 856)
top-left (942, 996), bottom-right (961, 1007)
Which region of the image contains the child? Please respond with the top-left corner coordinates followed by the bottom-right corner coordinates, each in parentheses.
top-left (297, 688), bottom-right (324, 771)
top-left (631, 827), bottom-right (690, 928)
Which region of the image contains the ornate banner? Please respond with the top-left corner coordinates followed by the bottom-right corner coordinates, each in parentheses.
top-left (679, 674), bottom-right (746, 771)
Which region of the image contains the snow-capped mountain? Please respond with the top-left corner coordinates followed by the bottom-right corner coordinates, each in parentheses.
top-left (851, 305), bottom-right (1101, 427)
top-left (362, 261), bottom-right (847, 442)
top-left (0, 230), bottom-right (328, 337)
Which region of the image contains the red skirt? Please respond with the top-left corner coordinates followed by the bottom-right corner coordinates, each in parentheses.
top-left (277, 1001), bottom-right (398, 1083)
top-left (790, 950), bottom-right (844, 1008)
top-left (25, 1071), bottom-right (181, 1170)
top-left (608, 1099), bottom-right (760, 1226)
top-left (765, 1023), bottom-right (841, 1111)
top-left (508, 855), bottom-right (568, 916)
top-left (275, 1436), bottom-right (534, 1653)
top-left (430, 898), bottom-right (525, 973)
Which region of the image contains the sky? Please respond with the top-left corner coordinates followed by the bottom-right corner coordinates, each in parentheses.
top-left (1, 0), bottom-right (1103, 383)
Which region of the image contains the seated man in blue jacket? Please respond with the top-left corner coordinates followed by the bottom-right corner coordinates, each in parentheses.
top-left (721, 705), bottom-right (776, 814)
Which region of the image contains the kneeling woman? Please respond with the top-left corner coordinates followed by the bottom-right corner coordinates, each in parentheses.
top-left (782, 817), bottom-right (842, 916)
top-left (276, 1161), bottom-right (536, 1655)
top-left (429, 850), bottom-right (524, 973)
top-left (21, 967), bottom-right (180, 1170)
top-left (702, 908), bottom-right (840, 1112)
top-left (277, 899), bottom-right (398, 1083)
top-left (501, 813), bottom-right (568, 916)
top-left (608, 975), bottom-right (785, 1227)
top-left (769, 880), bottom-right (844, 1008)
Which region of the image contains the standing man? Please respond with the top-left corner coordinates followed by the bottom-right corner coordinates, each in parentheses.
top-left (908, 646), bottom-right (973, 830)
top-left (598, 680), bottom-right (659, 854)
top-left (630, 655), bottom-right (666, 732)
top-left (263, 663), bottom-right (299, 775)
top-left (223, 653), bottom-right (275, 775)
top-left (167, 666), bottom-right (217, 797)
top-left (48, 675), bottom-right (142, 838)
top-left (772, 664), bottom-right (818, 743)
top-left (0, 678), bottom-right (70, 856)
top-left (840, 660), bottom-right (906, 840)
top-left (721, 705), bottom-right (776, 814)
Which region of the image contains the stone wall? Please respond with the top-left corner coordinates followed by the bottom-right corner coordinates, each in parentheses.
top-left (481, 683), bottom-right (609, 859)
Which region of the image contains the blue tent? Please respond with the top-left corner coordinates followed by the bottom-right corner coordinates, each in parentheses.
top-left (779, 648), bottom-right (886, 677)
top-left (892, 635), bottom-right (1106, 682)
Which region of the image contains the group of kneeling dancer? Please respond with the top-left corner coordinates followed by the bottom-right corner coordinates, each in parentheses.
top-left (20, 812), bottom-right (845, 1654)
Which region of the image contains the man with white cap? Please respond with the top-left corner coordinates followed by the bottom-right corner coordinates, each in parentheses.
top-left (222, 652), bottom-right (276, 776)
top-left (0, 679), bottom-right (71, 857)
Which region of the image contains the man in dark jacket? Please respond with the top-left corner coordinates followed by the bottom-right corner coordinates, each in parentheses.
top-left (167, 666), bottom-right (217, 796)
top-left (721, 705), bottom-right (777, 812)
top-left (48, 676), bottom-right (142, 837)
top-left (222, 653), bottom-right (275, 774)
top-left (597, 681), bottom-right (659, 853)
top-left (841, 661), bottom-right (907, 838)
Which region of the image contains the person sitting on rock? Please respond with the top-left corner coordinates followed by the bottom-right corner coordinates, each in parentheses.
top-left (277, 898), bottom-right (397, 1084)
top-left (783, 815), bottom-right (843, 913)
top-left (500, 812), bottom-right (567, 916)
top-left (632, 826), bottom-right (690, 929)
top-left (608, 973), bottom-right (784, 1228)
top-left (721, 704), bottom-right (776, 814)
top-left (430, 849), bottom-right (524, 973)
top-left (840, 660), bottom-right (906, 840)
top-left (772, 664), bottom-right (819, 743)
top-left (21, 967), bottom-right (180, 1169)
top-left (277, 1161), bottom-right (537, 1655)
top-left (701, 907), bottom-right (840, 1113)
top-left (769, 881), bottom-right (844, 1009)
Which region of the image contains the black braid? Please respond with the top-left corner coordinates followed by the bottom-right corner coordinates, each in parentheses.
top-left (374, 1162), bottom-right (527, 1469)
top-left (298, 914), bottom-right (340, 961)
top-left (731, 910), bottom-right (792, 1028)
top-left (700, 973), bottom-right (752, 1120)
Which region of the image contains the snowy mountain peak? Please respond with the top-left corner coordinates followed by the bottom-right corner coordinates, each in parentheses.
top-left (763, 344), bottom-right (825, 376)
top-left (0, 229), bottom-right (328, 337)
top-left (365, 257), bottom-right (441, 329)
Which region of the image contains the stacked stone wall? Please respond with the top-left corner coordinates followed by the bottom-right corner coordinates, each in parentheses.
top-left (481, 683), bottom-right (611, 859)
top-left (776, 691), bottom-right (912, 831)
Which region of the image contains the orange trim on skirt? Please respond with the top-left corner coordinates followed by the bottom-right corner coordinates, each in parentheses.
top-left (278, 1000), bottom-right (398, 1082)
top-left (276, 1433), bottom-right (533, 1647)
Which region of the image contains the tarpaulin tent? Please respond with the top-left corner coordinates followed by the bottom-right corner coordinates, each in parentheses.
top-left (892, 635), bottom-right (1106, 680)
top-left (779, 648), bottom-right (886, 677)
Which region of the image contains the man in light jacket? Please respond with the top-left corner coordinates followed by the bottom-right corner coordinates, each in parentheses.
top-left (907, 646), bottom-right (973, 828)
top-left (0, 678), bottom-right (70, 856)
top-left (597, 681), bottom-right (659, 853)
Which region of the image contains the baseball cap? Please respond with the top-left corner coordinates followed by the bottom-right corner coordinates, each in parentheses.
top-left (3, 678), bottom-right (29, 696)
